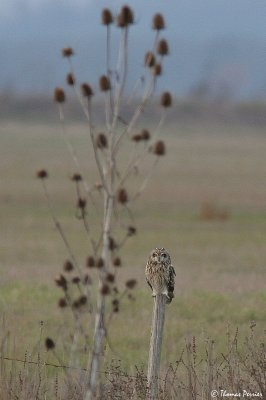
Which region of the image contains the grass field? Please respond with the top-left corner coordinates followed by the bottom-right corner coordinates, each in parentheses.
top-left (0, 112), bottom-right (265, 380)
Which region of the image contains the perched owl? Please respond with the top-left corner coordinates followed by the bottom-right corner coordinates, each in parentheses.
top-left (145, 247), bottom-right (176, 304)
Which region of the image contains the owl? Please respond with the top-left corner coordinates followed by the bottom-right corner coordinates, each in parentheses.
top-left (145, 247), bottom-right (176, 304)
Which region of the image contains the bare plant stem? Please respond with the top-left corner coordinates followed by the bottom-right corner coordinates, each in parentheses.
top-left (106, 24), bottom-right (114, 126)
top-left (67, 59), bottom-right (94, 125)
top-left (113, 75), bottom-right (156, 154)
top-left (116, 108), bottom-right (165, 191)
top-left (106, 288), bottom-right (127, 329)
top-left (58, 105), bottom-right (93, 197)
top-left (84, 23), bottom-right (125, 393)
top-left (85, 194), bottom-right (114, 399)
top-left (106, 25), bottom-right (111, 79)
top-left (132, 157), bottom-right (159, 202)
top-left (126, 75), bottom-right (145, 105)
top-left (87, 104), bottom-right (110, 195)
top-left (41, 180), bottom-right (82, 277)
top-left (66, 60), bottom-right (109, 195)
top-left (152, 30), bottom-right (160, 53)
top-left (69, 328), bottom-right (80, 369)
top-left (150, 109), bottom-right (166, 144)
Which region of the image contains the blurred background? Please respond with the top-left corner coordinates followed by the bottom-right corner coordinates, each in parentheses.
top-left (1, 0), bottom-right (266, 100)
top-left (0, 0), bottom-right (265, 372)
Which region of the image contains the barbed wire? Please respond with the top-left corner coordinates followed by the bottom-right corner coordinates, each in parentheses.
top-left (1, 356), bottom-right (87, 373)
top-left (1, 355), bottom-right (171, 382)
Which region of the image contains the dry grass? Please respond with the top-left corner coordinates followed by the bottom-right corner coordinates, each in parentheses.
top-left (0, 113), bottom-right (266, 396)
top-left (0, 325), bottom-right (264, 399)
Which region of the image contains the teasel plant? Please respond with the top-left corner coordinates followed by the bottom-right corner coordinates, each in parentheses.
top-left (37, 5), bottom-right (172, 399)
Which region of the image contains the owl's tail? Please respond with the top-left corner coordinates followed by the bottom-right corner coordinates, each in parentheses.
top-left (166, 291), bottom-right (174, 304)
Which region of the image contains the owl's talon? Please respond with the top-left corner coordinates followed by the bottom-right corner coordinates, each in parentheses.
top-left (165, 292), bottom-right (174, 304)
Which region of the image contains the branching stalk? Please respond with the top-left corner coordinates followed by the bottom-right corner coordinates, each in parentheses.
top-left (131, 157), bottom-right (159, 202)
top-left (46, 7), bottom-right (172, 398)
top-left (113, 75), bottom-right (156, 154)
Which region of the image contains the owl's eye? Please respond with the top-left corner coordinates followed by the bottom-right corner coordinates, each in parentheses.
top-left (152, 252), bottom-right (156, 257)
top-left (162, 253), bottom-right (167, 258)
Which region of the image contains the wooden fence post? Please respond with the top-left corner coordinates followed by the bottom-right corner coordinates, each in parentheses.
top-left (147, 294), bottom-right (166, 399)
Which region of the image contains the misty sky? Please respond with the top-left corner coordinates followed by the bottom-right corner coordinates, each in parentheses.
top-left (3, 0), bottom-right (266, 39)
top-left (1, 1), bottom-right (266, 97)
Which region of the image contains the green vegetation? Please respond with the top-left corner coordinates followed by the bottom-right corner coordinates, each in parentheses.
top-left (0, 116), bottom-right (265, 396)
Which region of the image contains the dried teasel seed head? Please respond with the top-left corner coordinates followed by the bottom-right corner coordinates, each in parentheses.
top-left (152, 13), bottom-right (165, 30)
top-left (117, 188), bottom-right (128, 204)
top-left (125, 279), bottom-right (137, 289)
top-left (45, 337), bottom-right (55, 350)
top-left (108, 237), bottom-right (117, 251)
top-left (62, 47), bottom-right (74, 57)
top-left (71, 173), bottom-right (82, 182)
top-left (73, 296), bottom-right (87, 308)
top-left (96, 133), bottom-right (108, 149)
top-left (132, 133), bottom-right (142, 142)
top-left (160, 91), bottom-right (172, 107)
top-left (113, 256), bottom-right (122, 267)
top-left (54, 87), bottom-right (66, 103)
top-left (153, 140), bottom-right (166, 156)
top-left (144, 51), bottom-right (156, 68)
top-left (112, 299), bottom-right (119, 307)
top-left (63, 260), bottom-right (74, 272)
top-left (106, 273), bottom-right (115, 283)
top-left (72, 276), bottom-right (81, 284)
top-left (36, 169), bottom-right (48, 179)
top-left (58, 298), bottom-right (67, 308)
top-left (81, 83), bottom-right (94, 97)
top-left (99, 75), bottom-right (111, 91)
top-left (127, 226), bottom-right (137, 236)
top-left (117, 5), bottom-right (134, 27)
top-left (55, 274), bottom-right (67, 291)
top-left (153, 63), bottom-right (162, 76)
top-left (101, 283), bottom-right (110, 295)
top-left (86, 256), bottom-right (95, 268)
top-left (66, 72), bottom-right (75, 86)
top-left (112, 300), bottom-right (120, 311)
top-left (157, 39), bottom-right (169, 56)
top-left (77, 198), bottom-right (86, 210)
top-left (96, 257), bottom-right (104, 269)
top-left (78, 295), bottom-right (87, 306)
top-left (102, 8), bottom-right (113, 25)
top-left (83, 274), bottom-right (92, 285)
top-left (140, 129), bottom-right (150, 141)
top-left (122, 5), bottom-right (134, 24)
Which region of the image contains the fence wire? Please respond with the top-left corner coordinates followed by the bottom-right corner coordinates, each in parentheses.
top-left (0, 355), bottom-right (171, 382)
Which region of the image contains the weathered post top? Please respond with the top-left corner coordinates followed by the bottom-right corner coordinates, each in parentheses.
top-left (145, 248), bottom-right (175, 399)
